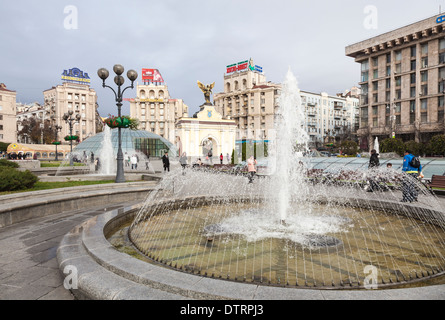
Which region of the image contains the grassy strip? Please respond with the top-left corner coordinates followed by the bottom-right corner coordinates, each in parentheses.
top-left (0, 180), bottom-right (115, 196)
top-left (40, 161), bottom-right (86, 167)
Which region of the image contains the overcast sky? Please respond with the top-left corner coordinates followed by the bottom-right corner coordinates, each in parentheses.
top-left (2, 0), bottom-right (445, 117)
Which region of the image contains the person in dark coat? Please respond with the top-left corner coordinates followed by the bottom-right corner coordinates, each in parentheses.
top-left (367, 149), bottom-right (380, 192)
top-left (162, 152), bottom-right (170, 172)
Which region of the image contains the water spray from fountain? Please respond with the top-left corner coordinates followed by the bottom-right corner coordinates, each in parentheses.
top-left (127, 69), bottom-right (445, 289)
top-left (97, 126), bottom-right (116, 175)
top-left (268, 68), bottom-right (310, 223)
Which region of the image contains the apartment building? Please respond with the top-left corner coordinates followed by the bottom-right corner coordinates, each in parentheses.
top-left (16, 102), bottom-right (49, 144)
top-left (300, 90), bottom-right (359, 147)
top-left (43, 68), bottom-right (98, 143)
top-left (346, 13), bottom-right (445, 149)
top-left (0, 83), bottom-right (17, 143)
top-left (129, 83), bottom-right (189, 144)
top-left (214, 62), bottom-right (359, 147)
top-left (213, 64), bottom-right (279, 141)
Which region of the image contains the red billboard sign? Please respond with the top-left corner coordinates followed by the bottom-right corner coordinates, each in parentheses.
top-left (141, 69), bottom-right (164, 83)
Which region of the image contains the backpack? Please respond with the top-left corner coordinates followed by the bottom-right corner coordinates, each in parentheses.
top-left (409, 155), bottom-right (421, 168)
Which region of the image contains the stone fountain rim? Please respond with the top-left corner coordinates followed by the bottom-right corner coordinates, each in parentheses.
top-left (57, 195), bottom-right (445, 300)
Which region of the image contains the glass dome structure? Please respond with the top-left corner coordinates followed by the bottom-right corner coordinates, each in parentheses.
top-left (72, 128), bottom-right (177, 158)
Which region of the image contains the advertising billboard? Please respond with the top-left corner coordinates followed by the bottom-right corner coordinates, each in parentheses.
top-left (61, 67), bottom-right (90, 85)
top-left (142, 68), bottom-right (164, 84)
top-left (226, 58), bottom-right (262, 74)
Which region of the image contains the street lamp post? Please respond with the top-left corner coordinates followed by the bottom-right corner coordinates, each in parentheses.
top-left (63, 110), bottom-right (81, 166)
top-left (97, 64), bottom-right (138, 183)
top-left (50, 124), bottom-right (62, 161)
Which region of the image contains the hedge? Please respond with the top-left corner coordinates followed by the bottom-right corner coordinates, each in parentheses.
top-left (0, 167), bottom-right (38, 191)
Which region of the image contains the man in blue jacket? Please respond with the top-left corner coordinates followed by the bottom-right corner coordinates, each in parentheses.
top-left (401, 149), bottom-right (422, 202)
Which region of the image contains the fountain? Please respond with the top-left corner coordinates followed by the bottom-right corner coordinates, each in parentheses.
top-left (126, 70), bottom-right (445, 289)
top-left (96, 126), bottom-right (116, 175)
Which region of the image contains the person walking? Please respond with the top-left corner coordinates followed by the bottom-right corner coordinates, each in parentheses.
top-left (367, 149), bottom-right (380, 192)
top-left (131, 154), bottom-right (138, 170)
top-left (162, 151), bottom-right (170, 172)
top-left (247, 156), bottom-right (257, 183)
top-left (179, 152), bottom-right (187, 175)
top-left (124, 152), bottom-right (130, 167)
top-left (220, 153), bottom-right (223, 164)
top-left (401, 149), bottom-right (422, 202)
top-left (227, 152), bottom-right (231, 164)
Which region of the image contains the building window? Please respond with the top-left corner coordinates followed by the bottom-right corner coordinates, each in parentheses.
top-left (421, 99), bottom-right (428, 110)
top-left (439, 80), bottom-right (445, 93)
top-left (439, 110), bottom-right (444, 122)
top-left (372, 106), bottom-right (378, 116)
top-left (421, 112), bottom-right (428, 123)
top-left (411, 60), bottom-right (416, 71)
top-left (395, 63), bottom-right (401, 74)
top-left (395, 50), bottom-right (402, 61)
top-left (410, 87), bottom-right (416, 98)
top-left (421, 57), bottom-right (428, 68)
top-left (395, 76), bottom-right (401, 86)
top-left (421, 84), bottom-right (428, 96)
top-left (421, 43), bottom-right (428, 55)
top-left (410, 73), bottom-right (416, 84)
top-left (440, 38), bottom-right (445, 50)
top-left (438, 67), bottom-right (445, 81)
top-left (361, 60), bottom-right (369, 82)
top-left (410, 46), bottom-right (416, 57)
top-left (439, 96), bottom-right (444, 108)
top-left (410, 101), bottom-right (416, 123)
top-left (440, 52), bottom-right (445, 64)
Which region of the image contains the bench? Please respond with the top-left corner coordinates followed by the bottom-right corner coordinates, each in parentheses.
top-left (429, 175), bottom-right (445, 189)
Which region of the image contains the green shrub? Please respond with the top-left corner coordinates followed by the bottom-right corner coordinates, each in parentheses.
top-left (380, 138), bottom-right (405, 156)
top-left (404, 140), bottom-right (423, 156)
top-left (0, 159), bottom-right (19, 168)
top-left (0, 141), bottom-right (10, 152)
top-left (428, 135), bottom-right (445, 156)
top-left (0, 167), bottom-right (39, 191)
top-left (340, 140), bottom-right (358, 155)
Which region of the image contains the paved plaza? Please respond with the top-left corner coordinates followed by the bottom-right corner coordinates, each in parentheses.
top-left (0, 199), bottom-right (143, 300)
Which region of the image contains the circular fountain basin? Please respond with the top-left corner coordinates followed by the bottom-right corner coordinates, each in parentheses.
top-left (128, 196), bottom-right (445, 289)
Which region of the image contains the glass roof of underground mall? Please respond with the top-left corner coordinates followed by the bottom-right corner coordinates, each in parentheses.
top-left (301, 157), bottom-right (445, 180)
top-left (72, 128), bottom-right (177, 158)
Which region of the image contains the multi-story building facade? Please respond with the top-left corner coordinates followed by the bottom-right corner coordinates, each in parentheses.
top-left (129, 83), bottom-right (189, 144)
top-left (214, 61), bottom-right (359, 147)
top-left (16, 102), bottom-right (49, 144)
top-left (213, 64), bottom-right (279, 141)
top-left (346, 13), bottom-right (445, 149)
top-left (0, 83), bottom-right (17, 143)
top-left (43, 68), bottom-right (98, 143)
top-left (300, 90), bottom-right (359, 147)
